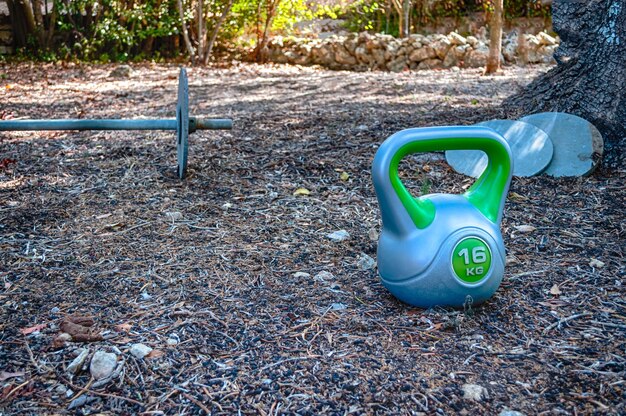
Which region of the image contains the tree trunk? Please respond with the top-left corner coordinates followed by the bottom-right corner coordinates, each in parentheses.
top-left (253, 0), bottom-right (281, 63)
top-left (503, 0), bottom-right (626, 168)
top-left (390, 0), bottom-right (404, 38)
top-left (204, 0), bottom-right (235, 65)
top-left (401, 0), bottom-right (411, 38)
top-left (485, 0), bottom-right (503, 74)
top-left (6, 0), bottom-right (28, 48)
top-left (197, 0), bottom-right (205, 59)
top-left (177, 0), bottom-right (196, 63)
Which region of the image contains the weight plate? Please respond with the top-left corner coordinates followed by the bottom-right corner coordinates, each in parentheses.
top-left (176, 67), bottom-right (189, 179)
top-left (519, 112), bottom-right (603, 177)
top-left (445, 119), bottom-right (554, 178)
top-left (476, 120), bottom-right (553, 177)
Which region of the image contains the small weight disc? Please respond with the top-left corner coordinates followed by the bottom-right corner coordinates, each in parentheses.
top-left (176, 67), bottom-right (189, 179)
top-left (444, 148), bottom-right (488, 178)
top-left (446, 119), bottom-right (554, 178)
top-left (519, 112), bottom-right (603, 177)
top-left (476, 119), bottom-right (553, 177)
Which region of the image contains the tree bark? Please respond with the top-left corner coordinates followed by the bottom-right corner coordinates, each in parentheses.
top-left (204, 0), bottom-right (235, 65)
top-left (253, 0), bottom-right (281, 63)
top-left (390, 0), bottom-right (404, 38)
top-left (401, 0), bottom-right (411, 38)
top-left (197, 0), bottom-right (205, 59)
top-left (177, 0), bottom-right (196, 63)
top-left (503, 0), bottom-right (626, 167)
top-left (485, 0), bottom-right (503, 74)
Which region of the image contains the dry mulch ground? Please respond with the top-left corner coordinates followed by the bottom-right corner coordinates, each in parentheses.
top-left (0, 62), bottom-right (624, 415)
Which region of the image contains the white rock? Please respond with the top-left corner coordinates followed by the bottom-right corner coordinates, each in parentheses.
top-left (314, 271), bottom-right (335, 282)
top-left (89, 351), bottom-right (117, 380)
top-left (499, 410), bottom-right (526, 416)
top-left (537, 31), bottom-right (557, 46)
top-left (165, 211), bottom-right (182, 221)
top-left (462, 383), bottom-right (489, 401)
top-left (293, 272), bottom-right (311, 278)
top-left (67, 349), bottom-right (89, 377)
top-left (357, 253), bottom-right (376, 271)
top-left (130, 343), bottom-right (153, 359)
top-left (408, 46), bottom-right (437, 62)
top-left (166, 338), bottom-right (179, 347)
top-left (448, 32), bottom-right (467, 45)
top-left (327, 230), bottom-right (350, 242)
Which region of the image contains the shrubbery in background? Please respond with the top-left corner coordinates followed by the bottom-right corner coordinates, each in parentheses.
top-left (5, 0), bottom-right (551, 62)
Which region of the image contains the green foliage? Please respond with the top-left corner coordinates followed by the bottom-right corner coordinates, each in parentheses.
top-left (56, 0), bottom-right (181, 61)
top-left (343, 0), bottom-right (551, 35)
top-left (344, 0), bottom-right (386, 34)
top-left (8, 0), bottom-right (551, 62)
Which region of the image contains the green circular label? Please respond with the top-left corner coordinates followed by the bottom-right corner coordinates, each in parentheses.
top-left (451, 237), bottom-right (492, 283)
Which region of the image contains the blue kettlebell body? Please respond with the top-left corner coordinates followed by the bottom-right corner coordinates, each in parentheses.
top-left (372, 126), bottom-right (513, 308)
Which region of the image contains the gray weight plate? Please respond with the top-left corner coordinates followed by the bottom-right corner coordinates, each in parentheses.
top-left (519, 112), bottom-right (604, 177)
top-left (476, 120), bottom-right (553, 177)
top-left (446, 120), bottom-right (554, 178)
top-left (177, 67), bottom-right (189, 179)
top-left (444, 148), bottom-right (487, 178)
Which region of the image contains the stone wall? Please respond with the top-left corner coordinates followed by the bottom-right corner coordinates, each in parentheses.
top-left (264, 30), bottom-right (559, 72)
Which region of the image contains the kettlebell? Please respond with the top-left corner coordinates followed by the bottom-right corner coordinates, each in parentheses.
top-left (371, 126), bottom-right (513, 308)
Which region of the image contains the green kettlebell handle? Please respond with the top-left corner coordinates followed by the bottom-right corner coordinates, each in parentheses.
top-left (386, 126), bottom-right (512, 228)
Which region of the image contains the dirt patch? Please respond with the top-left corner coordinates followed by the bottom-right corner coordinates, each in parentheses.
top-left (0, 63), bottom-right (624, 414)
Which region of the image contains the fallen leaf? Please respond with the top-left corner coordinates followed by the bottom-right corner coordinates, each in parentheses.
top-left (0, 371), bottom-right (25, 381)
top-left (146, 349), bottom-right (165, 359)
top-left (508, 192), bottom-right (527, 201)
top-left (60, 316), bottom-right (103, 342)
top-left (293, 188), bottom-right (310, 196)
top-left (339, 171), bottom-right (350, 181)
top-left (514, 225), bottom-right (536, 233)
top-left (549, 284), bottom-right (562, 296)
top-left (20, 323), bottom-right (46, 335)
top-left (589, 258), bottom-right (605, 268)
top-left (115, 323), bottom-right (133, 332)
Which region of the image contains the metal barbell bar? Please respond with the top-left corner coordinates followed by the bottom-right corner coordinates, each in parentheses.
top-left (0, 67), bottom-right (232, 179)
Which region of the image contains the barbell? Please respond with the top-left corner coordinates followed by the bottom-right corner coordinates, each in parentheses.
top-left (0, 67), bottom-right (232, 179)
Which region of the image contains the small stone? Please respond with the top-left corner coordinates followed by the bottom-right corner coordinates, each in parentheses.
top-left (314, 271), bottom-right (335, 282)
top-left (109, 65), bottom-right (132, 78)
top-left (499, 410), bottom-right (526, 416)
top-left (293, 272), bottom-right (311, 278)
top-left (89, 351), bottom-right (117, 380)
top-left (67, 348), bottom-right (89, 377)
top-left (368, 228), bottom-right (379, 241)
top-left (330, 303), bottom-right (347, 311)
top-left (54, 384), bottom-right (68, 395)
top-left (448, 32), bottom-right (467, 45)
top-left (589, 258), bottom-right (605, 268)
top-left (165, 211), bottom-right (182, 221)
top-left (166, 338), bottom-right (179, 347)
top-left (462, 383), bottom-right (488, 401)
top-left (327, 230), bottom-right (350, 242)
top-left (356, 253), bottom-right (376, 271)
top-left (65, 388), bottom-right (74, 398)
top-left (50, 307), bottom-right (60, 314)
top-left (68, 395), bottom-right (96, 410)
top-left (537, 31), bottom-right (557, 46)
top-left (129, 343), bottom-right (153, 359)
